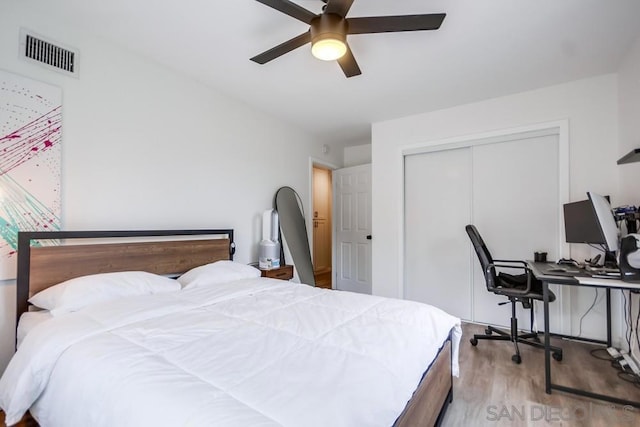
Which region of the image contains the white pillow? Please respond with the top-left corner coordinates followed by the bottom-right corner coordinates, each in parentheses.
top-left (29, 271), bottom-right (181, 315)
top-left (178, 260), bottom-right (261, 289)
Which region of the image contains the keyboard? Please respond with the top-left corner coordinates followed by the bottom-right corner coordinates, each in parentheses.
top-left (545, 267), bottom-right (581, 275)
top-left (590, 273), bottom-right (622, 280)
top-left (583, 265), bottom-right (621, 279)
top-left (543, 265), bottom-right (622, 280)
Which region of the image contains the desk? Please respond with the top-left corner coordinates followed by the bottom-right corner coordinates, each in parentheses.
top-left (528, 261), bottom-right (640, 408)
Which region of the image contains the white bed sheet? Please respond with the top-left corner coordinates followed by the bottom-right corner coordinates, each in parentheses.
top-left (0, 278), bottom-right (461, 427)
top-left (16, 311), bottom-right (53, 350)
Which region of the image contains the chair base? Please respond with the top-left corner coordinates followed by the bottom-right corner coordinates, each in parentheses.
top-left (469, 300), bottom-right (563, 364)
top-left (470, 326), bottom-right (563, 364)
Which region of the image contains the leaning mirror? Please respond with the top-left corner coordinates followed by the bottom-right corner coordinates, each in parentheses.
top-left (275, 187), bottom-right (316, 286)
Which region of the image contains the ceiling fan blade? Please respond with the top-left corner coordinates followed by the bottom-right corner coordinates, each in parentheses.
top-left (337, 44), bottom-right (361, 78)
top-left (255, 0), bottom-right (317, 24)
top-left (250, 31), bottom-right (311, 64)
top-left (324, 0), bottom-right (355, 18)
top-left (347, 13), bottom-right (446, 34)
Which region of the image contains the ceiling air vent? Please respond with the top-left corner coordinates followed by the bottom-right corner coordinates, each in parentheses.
top-left (19, 29), bottom-right (79, 77)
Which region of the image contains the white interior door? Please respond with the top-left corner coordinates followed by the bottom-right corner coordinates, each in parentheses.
top-left (334, 164), bottom-right (372, 294)
top-left (404, 148), bottom-right (472, 319)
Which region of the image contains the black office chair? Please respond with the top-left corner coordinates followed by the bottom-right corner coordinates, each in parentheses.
top-left (465, 224), bottom-right (563, 364)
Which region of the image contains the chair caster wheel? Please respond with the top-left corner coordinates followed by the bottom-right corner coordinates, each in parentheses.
top-left (512, 354), bottom-right (522, 364)
top-left (552, 352), bottom-right (563, 362)
top-left (470, 338), bottom-right (478, 346)
top-left (485, 328), bottom-right (492, 335)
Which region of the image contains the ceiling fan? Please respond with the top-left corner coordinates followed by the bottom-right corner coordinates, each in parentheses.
top-left (250, 0), bottom-right (446, 78)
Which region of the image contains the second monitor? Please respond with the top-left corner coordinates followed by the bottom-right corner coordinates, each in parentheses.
top-left (564, 193), bottom-right (619, 268)
top-left (563, 199), bottom-right (605, 245)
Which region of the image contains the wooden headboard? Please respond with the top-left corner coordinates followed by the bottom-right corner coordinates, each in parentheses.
top-left (16, 229), bottom-right (234, 325)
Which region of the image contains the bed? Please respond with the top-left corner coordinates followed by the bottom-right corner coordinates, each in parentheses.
top-left (0, 229), bottom-right (461, 427)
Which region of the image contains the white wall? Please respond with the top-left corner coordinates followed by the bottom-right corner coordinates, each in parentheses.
top-left (0, 6), bottom-right (342, 374)
top-left (618, 36), bottom-right (640, 207)
top-left (617, 35), bottom-right (640, 358)
top-left (372, 75), bottom-right (621, 342)
top-left (343, 144), bottom-right (372, 167)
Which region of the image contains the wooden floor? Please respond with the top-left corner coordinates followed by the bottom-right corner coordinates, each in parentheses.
top-left (442, 322), bottom-right (640, 426)
top-left (0, 410), bottom-right (37, 427)
top-left (314, 269), bottom-right (332, 289)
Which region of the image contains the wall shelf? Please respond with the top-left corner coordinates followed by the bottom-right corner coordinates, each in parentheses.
top-left (617, 148), bottom-right (640, 165)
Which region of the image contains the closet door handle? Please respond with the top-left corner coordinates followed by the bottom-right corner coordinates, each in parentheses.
top-left (366, 235), bottom-right (372, 240)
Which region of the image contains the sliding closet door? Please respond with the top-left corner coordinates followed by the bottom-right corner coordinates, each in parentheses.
top-left (403, 129), bottom-right (563, 330)
top-left (404, 148), bottom-right (472, 320)
top-left (471, 133), bottom-right (560, 328)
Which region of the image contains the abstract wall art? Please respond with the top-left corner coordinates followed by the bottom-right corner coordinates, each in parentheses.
top-left (0, 70), bottom-right (61, 280)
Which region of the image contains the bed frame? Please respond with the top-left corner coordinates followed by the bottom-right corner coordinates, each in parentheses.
top-left (395, 338), bottom-right (453, 427)
top-left (15, 229), bottom-right (453, 427)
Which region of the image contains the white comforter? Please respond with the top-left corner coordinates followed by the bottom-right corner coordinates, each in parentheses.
top-left (0, 278), bottom-right (461, 427)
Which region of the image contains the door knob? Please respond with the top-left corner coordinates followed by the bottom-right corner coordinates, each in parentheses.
top-left (366, 235), bottom-right (372, 240)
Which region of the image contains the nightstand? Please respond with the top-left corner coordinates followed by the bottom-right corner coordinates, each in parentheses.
top-left (260, 265), bottom-right (293, 281)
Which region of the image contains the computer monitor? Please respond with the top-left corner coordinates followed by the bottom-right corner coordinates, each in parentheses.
top-left (587, 191), bottom-right (619, 253)
top-left (563, 200), bottom-right (606, 244)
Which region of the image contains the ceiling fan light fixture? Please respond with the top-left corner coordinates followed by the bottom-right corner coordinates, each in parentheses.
top-left (310, 13), bottom-right (348, 61)
top-left (311, 36), bottom-right (347, 61)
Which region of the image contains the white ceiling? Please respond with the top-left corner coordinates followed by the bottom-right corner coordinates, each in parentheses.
top-left (26, 0), bottom-right (640, 143)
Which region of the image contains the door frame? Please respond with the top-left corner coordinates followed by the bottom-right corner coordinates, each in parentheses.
top-left (398, 120), bottom-right (570, 333)
top-left (309, 157), bottom-right (339, 288)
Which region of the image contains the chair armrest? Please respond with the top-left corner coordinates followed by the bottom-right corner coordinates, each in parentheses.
top-left (493, 262), bottom-right (527, 270)
top-left (487, 262), bottom-right (533, 294)
top-left (493, 259), bottom-right (528, 266)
